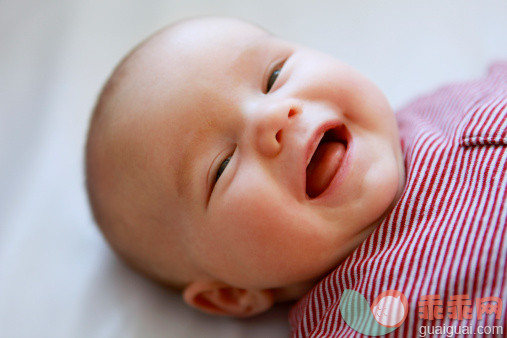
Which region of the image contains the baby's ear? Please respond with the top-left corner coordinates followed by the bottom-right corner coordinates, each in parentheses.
top-left (182, 280), bottom-right (274, 317)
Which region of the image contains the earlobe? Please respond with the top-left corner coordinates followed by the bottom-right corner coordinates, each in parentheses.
top-left (182, 280), bottom-right (274, 317)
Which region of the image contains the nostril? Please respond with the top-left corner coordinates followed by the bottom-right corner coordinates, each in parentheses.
top-left (288, 108), bottom-right (297, 118)
top-left (276, 130), bottom-right (282, 143)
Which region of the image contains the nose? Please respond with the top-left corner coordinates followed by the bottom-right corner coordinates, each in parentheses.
top-left (250, 100), bottom-right (300, 157)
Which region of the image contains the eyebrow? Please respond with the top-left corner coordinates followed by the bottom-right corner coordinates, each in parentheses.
top-left (174, 119), bottom-right (216, 202)
top-left (175, 142), bottom-right (194, 199)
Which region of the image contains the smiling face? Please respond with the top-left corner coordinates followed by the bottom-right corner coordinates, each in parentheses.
top-left (88, 17), bottom-right (405, 302)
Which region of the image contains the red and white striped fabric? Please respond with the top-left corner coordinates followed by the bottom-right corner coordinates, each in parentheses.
top-left (289, 62), bottom-right (507, 337)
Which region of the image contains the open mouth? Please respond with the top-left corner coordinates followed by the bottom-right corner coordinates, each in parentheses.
top-left (305, 125), bottom-right (348, 199)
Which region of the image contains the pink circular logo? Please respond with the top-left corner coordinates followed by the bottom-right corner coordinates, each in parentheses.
top-left (370, 290), bottom-right (409, 327)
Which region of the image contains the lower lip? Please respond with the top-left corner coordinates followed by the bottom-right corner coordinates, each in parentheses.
top-left (308, 138), bottom-right (353, 201)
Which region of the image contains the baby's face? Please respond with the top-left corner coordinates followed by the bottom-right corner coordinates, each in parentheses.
top-left (106, 18), bottom-right (405, 294)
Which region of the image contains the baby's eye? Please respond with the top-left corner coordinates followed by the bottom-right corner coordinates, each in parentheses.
top-left (215, 156), bottom-right (231, 182)
top-left (266, 68), bottom-right (281, 93)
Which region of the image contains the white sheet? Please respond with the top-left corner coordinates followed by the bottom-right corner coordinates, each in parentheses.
top-left (1, 0), bottom-right (506, 337)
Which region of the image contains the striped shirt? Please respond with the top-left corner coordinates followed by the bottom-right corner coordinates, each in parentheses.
top-left (289, 62), bottom-right (507, 337)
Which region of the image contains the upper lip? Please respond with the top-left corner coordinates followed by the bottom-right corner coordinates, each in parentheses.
top-left (303, 121), bottom-right (348, 198)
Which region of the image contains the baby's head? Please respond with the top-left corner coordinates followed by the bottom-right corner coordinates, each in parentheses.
top-left (86, 17), bottom-right (405, 317)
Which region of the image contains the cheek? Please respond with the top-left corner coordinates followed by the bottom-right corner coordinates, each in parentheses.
top-left (369, 154), bottom-right (402, 211)
top-left (334, 65), bottom-right (395, 133)
top-left (357, 130), bottom-right (403, 214)
top-left (204, 179), bottom-right (340, 288)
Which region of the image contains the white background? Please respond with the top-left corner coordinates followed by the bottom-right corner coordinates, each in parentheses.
top-left (1, 1), bottom-right (506, 337)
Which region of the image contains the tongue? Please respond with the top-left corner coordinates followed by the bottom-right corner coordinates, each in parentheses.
top-left (306, 141), bottom-right (346, 198)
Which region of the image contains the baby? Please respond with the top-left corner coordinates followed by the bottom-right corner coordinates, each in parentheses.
top-left (87, 16), bottom-right (507, 336)
top-left (85, 16), bottom-right (406, 317)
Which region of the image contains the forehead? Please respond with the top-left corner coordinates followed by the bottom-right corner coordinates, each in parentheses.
top-left (118, 18), bottom-right (275, 123)
top-left (142, 18), bottom-right (271, 77)
top-left (166, 17), bottom-right (270, 52)
top-left (117, 18), bottom-right (283, 143)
